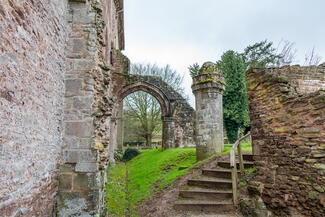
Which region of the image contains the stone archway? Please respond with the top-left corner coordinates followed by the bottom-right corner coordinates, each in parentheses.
top-left (111, 72), bottom-right (194, 151)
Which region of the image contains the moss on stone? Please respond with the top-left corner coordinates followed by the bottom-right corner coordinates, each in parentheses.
top-left (95, 142), bottom-right (104, 151)
top-left (313, 185), bottom-right (325, 193)
top-left (199, 62), bottom-right (219, 75)
top-left (308, 191), bottom-right (319, 200)
top-left (312, 163), bottom-right (325, 170)
top-left (289, 176), bottom-right (300, 181)
top-left (197, 77), bottom-right (225, 85)
top-left (311, 94), bottom-right (325, 105)
top-left (274, 127), bottom-right (291, 133)
top-left (247, 79), bottom-right (260, 91)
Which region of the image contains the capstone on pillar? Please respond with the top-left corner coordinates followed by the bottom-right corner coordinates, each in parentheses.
top-left (192, 62), bottom-right (226, 161)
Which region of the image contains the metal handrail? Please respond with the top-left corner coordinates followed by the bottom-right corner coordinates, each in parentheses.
top-left (229, 132), bottom-right (251, 205)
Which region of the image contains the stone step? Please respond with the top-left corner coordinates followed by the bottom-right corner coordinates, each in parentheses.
top-left (174, 199), bottom-right (234, 212)
top-left (242, 154), bottom-right (254, 162)
top-left (202, 168), bottom-right (239, 179)
top-left (187, 177), bottom-right (232, 189)
top-left (179, 188), bottom-right (232, 200)
top-left (217, 161), bottom-right (254, 169)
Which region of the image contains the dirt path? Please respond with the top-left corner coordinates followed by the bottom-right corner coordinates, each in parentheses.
top-left (137, 154), bottom-right (243, 217)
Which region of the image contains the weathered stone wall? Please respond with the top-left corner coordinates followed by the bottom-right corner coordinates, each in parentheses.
top-left (0, 1), bottom-right (69, 216)
top-left (247, 66), bottom-right (325, 217)
top-left (58, 0), bottom-right (121, 216)
top-left (174, 100), bottom-right (195, 147)
top-left (0, 0), bottom-right (123, 216)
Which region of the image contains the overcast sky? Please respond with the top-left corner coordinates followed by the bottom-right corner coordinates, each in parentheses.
top-left (123, 0), bottom-right (325, 106)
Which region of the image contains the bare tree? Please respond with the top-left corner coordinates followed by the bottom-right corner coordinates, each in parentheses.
top-left (276, 40), bottom-right (298, 66)
top-left (304, 47), bottom-right (322, 66)
top-left (124, 91), bottom-right (161, 147)
top-left (123, 63), bottom-right (185, 147)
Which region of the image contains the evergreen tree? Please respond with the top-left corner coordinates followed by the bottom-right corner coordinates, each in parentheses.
top-left (217, 51), bottom-right (249, 143)
top-left (188, 63), bottom-right (200, 78)
top-left (242, 40), bottom-right (282, 68)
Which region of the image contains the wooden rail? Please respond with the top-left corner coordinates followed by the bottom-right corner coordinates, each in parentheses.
top-left (230, 132), bottom-right (251, 205)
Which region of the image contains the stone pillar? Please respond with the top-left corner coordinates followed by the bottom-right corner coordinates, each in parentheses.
top-left (192, 62), bottom-right (225, 161)
top-left (116, 101), bottom-right (124, 150)
top-left (58, 1), bottom-right (107, 216)
top-left (162, 116), bottom-right (175, 149)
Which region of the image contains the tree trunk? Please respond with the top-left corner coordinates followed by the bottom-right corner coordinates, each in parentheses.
top-left (145, 133), bottom-right (152, 147)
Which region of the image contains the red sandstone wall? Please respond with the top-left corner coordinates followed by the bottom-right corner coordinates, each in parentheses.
top-left (100, 0), bottom-right (121, 63)
top-left (0, 0), bottom-right (68, 216)
top-left (248, 66), bottom-right (325, 217)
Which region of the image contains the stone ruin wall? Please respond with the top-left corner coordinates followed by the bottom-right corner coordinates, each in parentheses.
top-left (0, 0), bottom-right (123, 216)
top-left (173, 100), bottom-right (195, 147)
top-left (59, 0), bottom-right (122, 216)
top-left (0, 1), bottom-right (69, 216)
top-left (111, 61), bottom-right (196, 149)
top-left (247, 65), bottom-right (325, 217)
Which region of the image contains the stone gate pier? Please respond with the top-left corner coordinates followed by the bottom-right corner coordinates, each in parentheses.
top-left (192, 62), bottom-right (226, 160)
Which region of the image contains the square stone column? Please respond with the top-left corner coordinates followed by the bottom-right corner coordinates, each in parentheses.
top-left (162, 116), bottom-right (175, 149)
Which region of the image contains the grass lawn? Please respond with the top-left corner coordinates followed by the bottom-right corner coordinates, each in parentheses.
top-left (106, 143), bottom-right (251, 216)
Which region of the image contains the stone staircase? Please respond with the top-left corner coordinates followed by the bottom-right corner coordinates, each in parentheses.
top-left (173, 153), bottom-right (254, 213)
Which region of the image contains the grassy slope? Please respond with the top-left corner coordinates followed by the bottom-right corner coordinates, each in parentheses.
top-left (106, 144), bottom-right (251, 216)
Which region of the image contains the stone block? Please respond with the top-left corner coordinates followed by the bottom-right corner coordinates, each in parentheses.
top-left (80, 138), bottom-right (94, 148)
top-left (64, 136), bottom-right (80, 149)
top-left (73, 173), bottom-right (100, 191)
top-left (73, 173), bottom-right (91, 191)
top-left (69, 0), bottom-right (87, 2)
top-left (60, 164), bottom-right (75, 172)
top-left (65, 79), bottom-right (83, 97)
top-left (65, 120), bottom-right (93, 138)
top-left (56, 192), bottom-right (90, 217)
top-left (72, 38), bottom-right (86, 53)
top-left (59, 174), bottom-right (73, 190)
top-left (73, 59), bottom-right (95, 72)
top-left (63, 150), bottom-right (79, 163)
top-left (73, 96), bottom-right (93, 110)
top-left (78, 150), bottom-right (97, 162)
top-left (75, 162), bottom-right (98, 172)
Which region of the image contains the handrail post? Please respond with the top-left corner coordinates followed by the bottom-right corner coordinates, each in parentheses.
top-left (229, 133), bottom-right (251, 205)
top-left (230, 149), bottom-right (238, 205)
top-left (237, 142), bottom-right (244, 175)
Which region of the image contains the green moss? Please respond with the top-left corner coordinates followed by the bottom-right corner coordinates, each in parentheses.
top-left (308, 191), bottom-right (319, 200)
top-left (198, 77), bottom-right (225, 85)
top-left (247, 79), bottom-right (260, 91)
top-left (312, 163), bottom-right (325, 170)
top-left (240, 167), bottom-right (257, 188)
top-left (313, 185), bottom-right (325, 193)
top-left (199, 62), bottom-right (219, 74)
top-left (311, 94), bottom-right (325, 105)
top-left (274, 127), bottom-right (291, 133)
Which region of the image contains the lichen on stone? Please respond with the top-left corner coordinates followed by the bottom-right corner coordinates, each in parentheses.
top-left (197, 77), bottom-right (225, 85)
top-left (199, 62), bottom-right (219, 75)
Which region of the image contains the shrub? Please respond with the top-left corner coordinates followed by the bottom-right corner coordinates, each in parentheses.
top-left (114, 149), bottom-right (124, 162)
top-left (122, 148), bottom-right (141, 162)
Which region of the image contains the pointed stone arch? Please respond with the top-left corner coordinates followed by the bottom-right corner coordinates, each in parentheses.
top-left (111, 73), bottom-right (194, 150)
